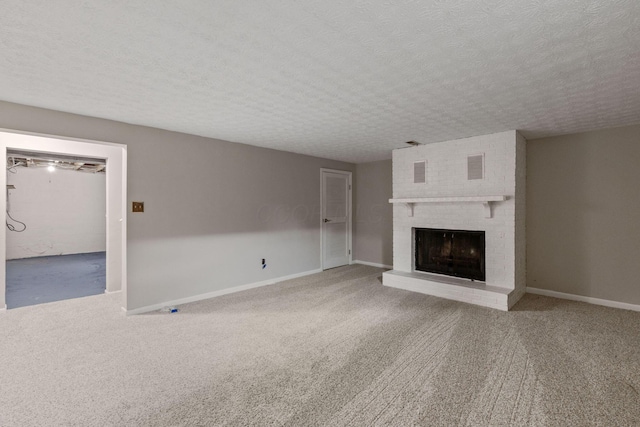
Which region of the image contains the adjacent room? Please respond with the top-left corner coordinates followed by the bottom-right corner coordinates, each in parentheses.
top-left (0, 1), bottom-right (639, 425)
top-left (5, 151), bottom-right (107, 308)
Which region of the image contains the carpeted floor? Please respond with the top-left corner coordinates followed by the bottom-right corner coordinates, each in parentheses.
top-left (6, 252), bottom-right (106, 309)
top-left (1, 265), bottom-right (638, 426)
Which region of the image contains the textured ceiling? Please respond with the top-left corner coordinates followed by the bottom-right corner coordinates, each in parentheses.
top-left (1, 1), bottom-right (640, 163)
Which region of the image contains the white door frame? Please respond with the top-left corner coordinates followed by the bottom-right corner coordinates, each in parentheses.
top-left (0, 129), bottom-right (127, 311)
top-left (320, 168), bottom-right (352, 270)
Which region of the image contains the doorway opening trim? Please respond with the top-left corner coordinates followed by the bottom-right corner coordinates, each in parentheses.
top-left (0, 129), bottom-right (127, 311)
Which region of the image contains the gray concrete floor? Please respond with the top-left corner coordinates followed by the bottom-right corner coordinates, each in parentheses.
top-left (6, 252), bottom-right (106, 309)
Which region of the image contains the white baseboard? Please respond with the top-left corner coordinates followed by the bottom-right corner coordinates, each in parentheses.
top-left (0, 304), bottom-right (6, 312)
top-left (104, 289), bottom-right (122, 295)
top-left (526, 287), bottom-right (640, 312)
top-left (352, 260), bottom-right (393, 269)
top-left (125, 268), bottom-right (323, 315)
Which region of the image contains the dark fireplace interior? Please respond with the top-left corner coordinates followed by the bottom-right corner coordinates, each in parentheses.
top-left (415, 228), bottom-right (485, 281)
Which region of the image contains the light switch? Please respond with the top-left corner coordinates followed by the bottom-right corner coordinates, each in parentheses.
top-left (132, 202), bottom-right (144, 213)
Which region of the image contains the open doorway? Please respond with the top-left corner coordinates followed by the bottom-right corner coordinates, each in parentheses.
top-left (0, 130), bottom-right (127, 312)
top-left (5, 151), bottom-right (107, 308)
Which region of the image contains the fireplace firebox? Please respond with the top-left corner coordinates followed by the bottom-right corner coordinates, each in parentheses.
top-left (414, 228), bottom-right (485, 281)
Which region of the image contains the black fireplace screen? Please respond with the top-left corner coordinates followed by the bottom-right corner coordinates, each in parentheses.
top-left (414, 228), bottom-right (485, 281)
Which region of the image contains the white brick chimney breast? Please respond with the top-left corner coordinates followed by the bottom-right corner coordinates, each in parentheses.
top-left (383, 131), bottom-right (526, 310)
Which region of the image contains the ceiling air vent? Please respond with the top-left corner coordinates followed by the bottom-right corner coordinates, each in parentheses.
top-left (414, 161), bottom-right (426, 184)
top-left (467, 154), bottom-right (484, 180)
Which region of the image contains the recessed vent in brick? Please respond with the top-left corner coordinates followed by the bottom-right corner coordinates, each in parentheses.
top-left (467, 154), bottom-right (484, 180)
top-left (414, 161), bottom-right (426, 184)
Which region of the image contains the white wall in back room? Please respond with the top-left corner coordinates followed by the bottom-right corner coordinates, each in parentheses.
top-left (6, 166), bottom-right (106, 259)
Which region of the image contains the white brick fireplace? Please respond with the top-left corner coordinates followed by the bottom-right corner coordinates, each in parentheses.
top-left (382, 131), bottom-right (526, 310)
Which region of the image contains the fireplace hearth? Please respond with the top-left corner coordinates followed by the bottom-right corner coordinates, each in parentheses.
top-left (415, 228), bottom-right (485, 281)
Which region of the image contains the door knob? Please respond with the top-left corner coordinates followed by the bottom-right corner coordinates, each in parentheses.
top-left (324, 218), bottom-right (331, 223)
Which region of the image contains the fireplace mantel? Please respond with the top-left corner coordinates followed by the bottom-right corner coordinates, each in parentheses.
top-left (389, 195), bottom-right (507, 218)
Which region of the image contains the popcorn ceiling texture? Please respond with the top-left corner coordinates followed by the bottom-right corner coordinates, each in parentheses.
top-left (1, 1), bottom-right (640, 162)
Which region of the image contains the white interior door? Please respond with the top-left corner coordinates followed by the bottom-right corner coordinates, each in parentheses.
top-left (321, 169), bottom-right (351, 270)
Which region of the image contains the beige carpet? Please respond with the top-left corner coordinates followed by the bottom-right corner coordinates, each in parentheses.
top-left (1, 265), bottom-right (638, 426)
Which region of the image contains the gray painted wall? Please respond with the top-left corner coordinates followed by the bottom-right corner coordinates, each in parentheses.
top-left (8, 98), bottom-right (635, 309)
top-left (0, 101), bottom-right (354, 310)
top-left (527, 124), bottom-right (640, 305)
top-left (353, 159), bottom-right (392, 267)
